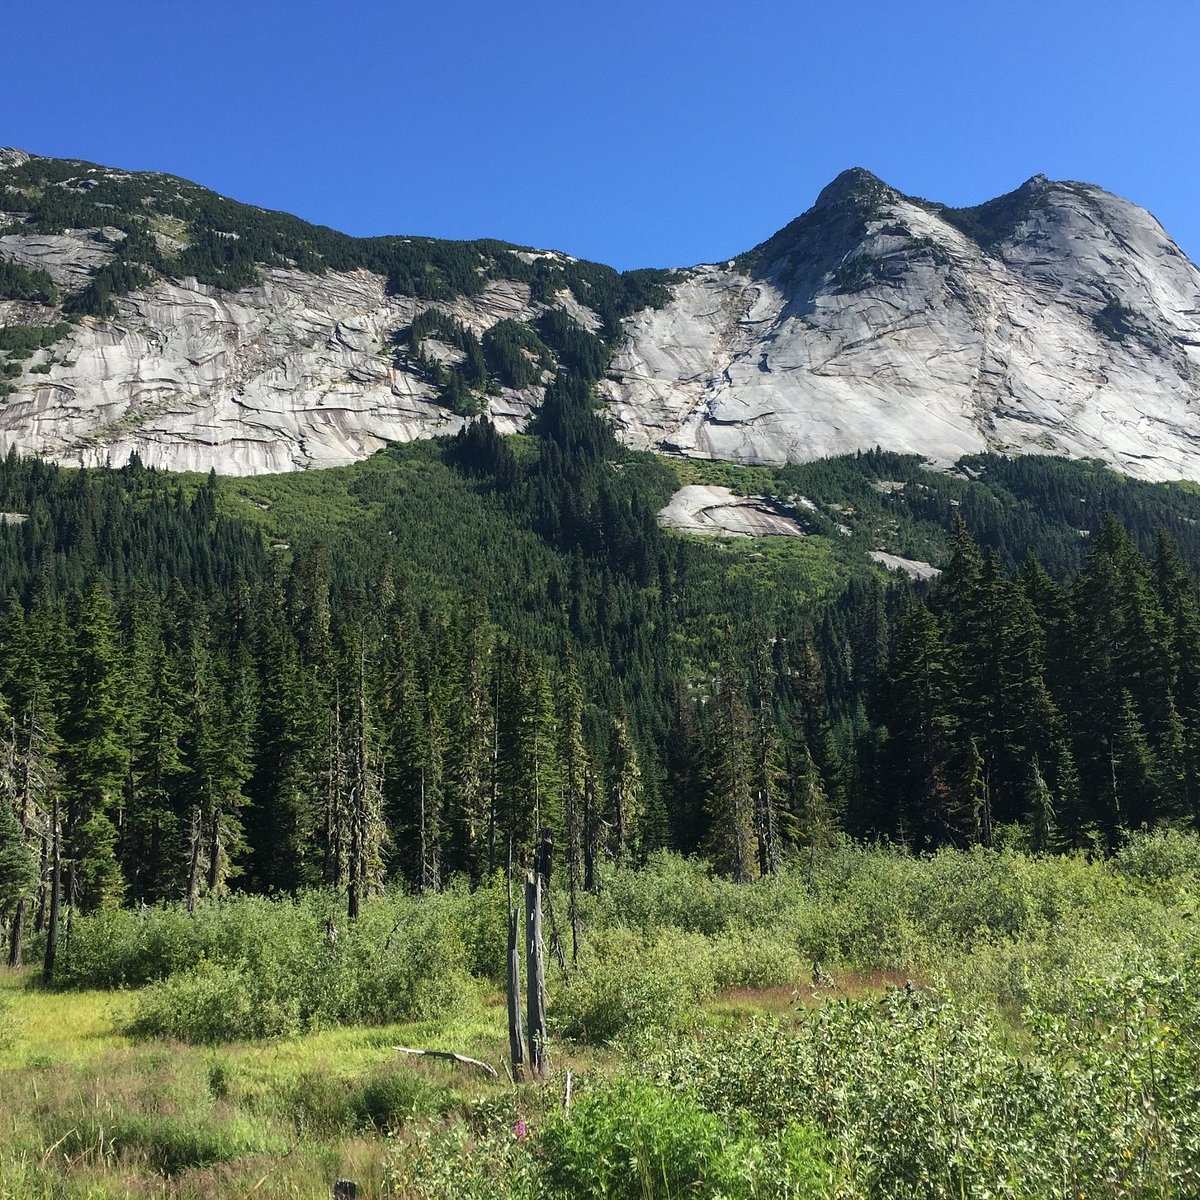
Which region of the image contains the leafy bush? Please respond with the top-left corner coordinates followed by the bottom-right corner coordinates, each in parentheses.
top-left (551, 926), bottom-right (715, 1045)
top-left (655, 969), bottom-right (1200, 1199)
top-left (710, 925), bottom-right (802, 991)
top-left (1113, 826), bottom-right (1200, 890)
top-left (387, 1121), bottom-right (537, 1200)
top-left (537, 1074), bottom-right (830, 1200)
top-left (129, 961), bottom-right (303, 1043)
top-left (87, 890), bottom-right (479, 1042)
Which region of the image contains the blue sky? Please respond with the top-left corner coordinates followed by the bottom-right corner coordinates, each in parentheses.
top-left (4, 0), bottom-right (1197, 270)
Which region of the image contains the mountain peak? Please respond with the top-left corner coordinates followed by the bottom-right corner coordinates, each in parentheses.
top-left (812, 167), bottom-right (896, 212)
top-left (0, 148), bottom-right (31, 170)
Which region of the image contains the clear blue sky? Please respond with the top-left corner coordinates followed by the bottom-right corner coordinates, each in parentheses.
top-left (4, 0), bottom-right (1197, 270)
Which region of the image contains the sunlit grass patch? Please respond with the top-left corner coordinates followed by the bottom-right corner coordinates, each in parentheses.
top-left (0, 969), bottom-right (130, 1068)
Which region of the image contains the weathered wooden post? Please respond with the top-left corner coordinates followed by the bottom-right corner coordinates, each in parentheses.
top-left (524, 870), bottom-right (547, 1079)
top-left (506, 854), bottom-right (525, 1081)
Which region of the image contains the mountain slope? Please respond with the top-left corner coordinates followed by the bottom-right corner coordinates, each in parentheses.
top-left (604, 169), bottom-right (1200, 482)
top-left (0, 150), bottom-right (666, 472)
top-left (2, 151), bottom-right (1200, 480)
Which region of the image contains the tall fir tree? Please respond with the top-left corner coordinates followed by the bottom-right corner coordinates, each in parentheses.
top-left (61, 582), bottom-right (128, 910)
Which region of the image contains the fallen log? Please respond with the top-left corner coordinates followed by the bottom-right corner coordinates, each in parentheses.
top-left (391, 1046), bottom-right (499, 1078)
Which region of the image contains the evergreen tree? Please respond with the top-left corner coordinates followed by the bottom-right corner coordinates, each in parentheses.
top-left (1028, 758), bottom-right (1057, 852)
top-left (446, 612), bottom-right (494, 881)
top-left (0, 698), bottom-right (38, 958)
top-left (497, 646), bottom-right (559, 867)
top-left (557, 654), bottom-right (589, 964)
top-left (1051, 740), bottom-right (1094, 851)
top-left (704, 646), bottom-right (758, 883)
top-left (882, 602), bottom-right (957, 847)
top-left (608, 709), bottom-right (642, 868)
top-left (60, 583), bottom-right (128, 910)
top-left (348, 631), bottom-right (387, 914)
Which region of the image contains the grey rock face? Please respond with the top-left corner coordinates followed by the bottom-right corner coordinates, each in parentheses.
top-left (3, 163), bottom-right (1200, 480)
top-left (603, 173), bottom-right (1200, 482)
top-left (0, 258), bottom-right (549, 475)
top-left (657, 485), bottom-right (806, 538)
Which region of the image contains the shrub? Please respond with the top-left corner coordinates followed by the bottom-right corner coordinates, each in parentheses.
top-left (655, 970), bottom-right (1200, 1199)
top-left (537, 1074), bottom-right (831, 1200)
top-left (552, 926), bottom-right (715, 1046)
top-left (1113, 827), bottom-right (1200, 891)
top-left (710, 925), bottom-right (802, 991)
top-left (129, 961), bottom-right (303, 1043)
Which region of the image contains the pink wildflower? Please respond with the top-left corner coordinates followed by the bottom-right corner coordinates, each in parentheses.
top-left (513, 1119), bottom-right (528, 1140)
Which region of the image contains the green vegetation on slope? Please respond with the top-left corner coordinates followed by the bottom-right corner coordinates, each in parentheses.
top-left (4, 430), bottom-right (1200, 923)
top-left (0, 154), bottom-right (673, 324)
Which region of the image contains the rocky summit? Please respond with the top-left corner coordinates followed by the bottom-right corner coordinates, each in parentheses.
top-left (605, 170), bottom-right (1200, 483)
top-left (1, 152), bottom-right (1199, 480)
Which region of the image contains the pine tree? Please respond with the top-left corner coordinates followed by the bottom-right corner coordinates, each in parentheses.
top-left (1027, 759), bottom-right (1057, 852)
top-left (61, 582), bottom-right (128, 910)
top-left (245, 584), bottom-right (315, 891)
top-left (348, 632), bottom-right (387, 915)
top-left (0, 699), bottom-right (38, 958)
top-left (1051, 740), bottom-right (1095, 851)
top-left (557, 655), bottom-right (589, 964)
top-left (882, 602), bottom-right (957, 847)
top-left (497, 647), bottom-right (560, 867)
top-left (704, 647), bottom-right (758, 884)
top-left (446, 612), bottom-right (493, 881)
top-left (792, 744), bottom-right (835, 882)
top-left (664, 684), bottom-right (707, 855)
top-left (608, 709), bottom-right (642, 869)
top-left (957, 736), bottom-right (992, 848)
top-left (1112, 689), bottom-right (1160, 835)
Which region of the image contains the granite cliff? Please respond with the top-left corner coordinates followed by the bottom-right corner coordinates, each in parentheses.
top-left (2, 153), bottom-right (1198, 480)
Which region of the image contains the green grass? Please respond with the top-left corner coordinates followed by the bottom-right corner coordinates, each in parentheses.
top-left (0, 969), bottom-right (522, 1199)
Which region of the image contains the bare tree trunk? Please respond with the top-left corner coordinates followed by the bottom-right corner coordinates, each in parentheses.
top-left (7, 896), bottom-right (26, 969)
top-left (185, 805), bottom-right (202, 914)
top-left (566, 776), bottom-right (581, 968)
top-left (347, 779), bottom-right (361, 921)
top-left (525, 871), bottom-right (547, 1079)
top-left (206, 810), bottom-right (222, 895)
top-left (582, 771), bottom-right (597, 893)
top-left (418, 766), bottom-right (427, 892)
top-left (506, 848), bottom-right (524, 1081)
top-left (42, 797), bottom-right (60, 984)
top-left (488, 672), bottom-right (499, 875)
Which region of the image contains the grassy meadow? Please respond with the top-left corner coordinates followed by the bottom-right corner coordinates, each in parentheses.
top-left (4, 836), bottom-right (1200, 1198)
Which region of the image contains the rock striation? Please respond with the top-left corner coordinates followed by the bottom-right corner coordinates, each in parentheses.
top-left (656, 485), bottom-right (806, 538)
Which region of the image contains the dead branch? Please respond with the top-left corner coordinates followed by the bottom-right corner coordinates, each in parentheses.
top-left (391, 1046), bottom-right (498, 1078)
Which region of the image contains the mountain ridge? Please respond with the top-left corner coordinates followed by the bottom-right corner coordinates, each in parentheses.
top-left (2, 149), bottom-right (1199, 480)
